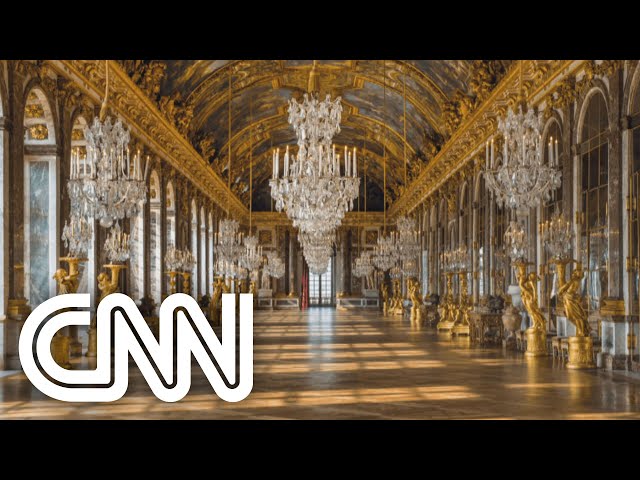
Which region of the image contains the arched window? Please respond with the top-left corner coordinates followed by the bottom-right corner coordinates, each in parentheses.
top-left (191, 199), bottom-right (198, 297)
top-left (23, 88), bottom-right (58, 308)
top-left (200, 206), bottom-right (206, 296)
top-left (492, 195), bottom-right (509, 294)
top-left (165, 180), bottom-right (176, 296)
top-left (149, 170), bottom-right (162, 309)
top-left (477, 176), bottom-right (487, 298)
top-left (544, 121), bottom-right (564, 219)
top-left (208, 211), bottom-right (214, 295)
top-left (70, 115), bottom-right (96, 303)
top-left (129, 169), bottom-right (146, 303)
top-left (542, 120), bottom-right (564, 312)
top-left (579, 91), bottom-right (609, 312)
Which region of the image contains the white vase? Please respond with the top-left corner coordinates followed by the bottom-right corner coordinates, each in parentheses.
top-left (507, 284), bottom-right (523, 310)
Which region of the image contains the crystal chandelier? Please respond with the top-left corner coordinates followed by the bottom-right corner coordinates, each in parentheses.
top-left (61, 213), bottom-right (93, 258)
top-left (504, 221), bottom-right (528, 262)
top-left (164, 245), bottom-right (182, 271)
top-left (540, 211), bottom-right (573, 261)
top-left (353, 250), bottom-right (375, 280)
top-left (179, 249), bottom-right (197, 273)
top-left (242, 234), bottom-right (263, 272)
top-left (104, 222), bottom-right (130, 264)
top-left (214, 218), bottom-right (244, 276)
top-left (452, 245), bottom-right (470, 272)
top-left (300, 230), bottom-right (335, 275)
top-left (68, 62), bottom-right (148, 228)
top-left (484, 63), bottom-right (561, 210)
top-left (441, 249), bottom-right (457, 272)
top-left (270, 61), bottom-right (360, 236)
top-left (389, 264), bottom-right (402, 280)
top-left (401, 257), bottom-right (419, 278)
top-left (265, 251), bottom-right (285, 279)
top-left (373, 230), bottom-right (399, 272)
top-left (396, 215), bottom-right (421, 262)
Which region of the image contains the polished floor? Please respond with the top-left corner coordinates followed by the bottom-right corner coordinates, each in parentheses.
top-left (2, 308), bottom-right (640, 419)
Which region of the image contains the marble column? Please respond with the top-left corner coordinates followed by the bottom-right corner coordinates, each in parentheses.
top-left (5, 68), bottom-right (28, 369)
top-left (608, 70), bottom-right (624, 301)
top-left (601, 70), bottom-right (629, 370)
top-left (343, 229), bottom-right (352, 295)
top-left (472, 198), bottom-right (479, 304)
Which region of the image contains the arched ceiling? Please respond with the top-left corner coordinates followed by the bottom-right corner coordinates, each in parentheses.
top-left (120, 60), bottom-right (511, 211)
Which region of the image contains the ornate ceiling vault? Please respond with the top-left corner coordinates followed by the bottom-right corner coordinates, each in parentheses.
top-left (117, 60), bottom-right (511, 211)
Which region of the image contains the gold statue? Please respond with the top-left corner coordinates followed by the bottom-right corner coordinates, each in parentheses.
top-left (97, 272), bottom-right (119, 302)
top-left (209, 277), bottom-right (225, 325)
top-left (515, 261), bottom-right (547, 356)
top-left (558, 263), bottom-right (590, 337)
top-left (381, 283), bottom-right (389, 315)
top-left (88, 264), bottom-right (125, 358)
top-left (518, 270), bottom-right (546, 332)
top-left (53, 268), bottom-right (79, 294)
top-left (409, 278), bottom-right (423, 323)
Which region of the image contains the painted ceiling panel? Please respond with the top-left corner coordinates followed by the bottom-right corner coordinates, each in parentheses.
top-left (122, 60), bottom-right (511, 211)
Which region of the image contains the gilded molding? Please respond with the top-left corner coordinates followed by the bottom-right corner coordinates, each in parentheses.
top-left (389, 61), bottom-right (584, 219)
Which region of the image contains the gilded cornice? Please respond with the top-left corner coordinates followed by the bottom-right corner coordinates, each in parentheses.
top-left (46, 60), bottom-right (249, 222)
top-left (251, 211), bottom-right (386, 229)
top-left (389, 60), bottom-right (586, 219)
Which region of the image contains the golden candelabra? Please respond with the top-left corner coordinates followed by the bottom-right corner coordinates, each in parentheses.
top-left (452, 271), bottom-right (471, 336)
top-left (181, 271), bottom-right (192, 295)
top-left (514, 260), bottom-right (547, 357)
top-left (53, 256), bottom-right (88, 360)
top-left (165, 271), bottom-right (178, 295)
top-left (87, 263), bottom-right (126, 358)
top-left (437, 272), bottom-right (457, 332)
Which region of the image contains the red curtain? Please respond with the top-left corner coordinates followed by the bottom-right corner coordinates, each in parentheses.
top-left (301, 263), bottom-right (309, 310)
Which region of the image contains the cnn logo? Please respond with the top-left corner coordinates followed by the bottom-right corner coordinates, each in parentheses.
top-left (19, 293), bottom-right (253, 403)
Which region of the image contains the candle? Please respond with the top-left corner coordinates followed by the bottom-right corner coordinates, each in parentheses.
top-left (555, 139), bottom-right (559, 167)
top-left (485, 141), bottom-right (489, 169)
top-left (143, 156), bottom-right (150, 182)
top-left (284, 146), bottom-right (289, 177)
top-left (490, 139), bottom-right (495, 168)
top-left (272, 150), bottom-right (276, 178)
top-left (353, 147), bottom-right (357, 177)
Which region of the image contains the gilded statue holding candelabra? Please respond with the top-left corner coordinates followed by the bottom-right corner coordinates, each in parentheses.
top-left (53, 256), bottom-right (88, 359)
top-left (540, 212), bottom-right (594, 368)
top-left (437, 271), bottom-right (456, 332)
top-left (558, 262), bottom-right (595, 369)
top-left (209, 277), bottom-right (228, 326)
top-left (514, 261), bottom-right (547, 356)
top-left (389, 278), bottom-right (403, 315)
top-left (381, 283), bottom-right (389, 315)
top-left (409, 278), bottom-right (423, 324)
top-left (452, 271), bottom-right (471, 336)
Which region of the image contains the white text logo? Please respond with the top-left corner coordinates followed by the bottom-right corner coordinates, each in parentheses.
top-left (19, 293), bottom-right (253, 403)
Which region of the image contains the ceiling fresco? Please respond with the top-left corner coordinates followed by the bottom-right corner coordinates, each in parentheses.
top-left (119, 60), bottom-right (511, 211)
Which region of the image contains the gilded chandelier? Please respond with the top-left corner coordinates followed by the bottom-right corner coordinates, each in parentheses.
top-left (484, 63), bottom-right (561, 210)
